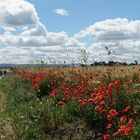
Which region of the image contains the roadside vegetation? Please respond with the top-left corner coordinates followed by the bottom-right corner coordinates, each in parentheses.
top-left (0, 66), bottom-right (140, 140)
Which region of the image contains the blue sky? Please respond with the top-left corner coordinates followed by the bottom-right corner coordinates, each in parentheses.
top-left (27, 0), bottom-right (140, 35)
top-left (0, 0), bottom-right (140, 64)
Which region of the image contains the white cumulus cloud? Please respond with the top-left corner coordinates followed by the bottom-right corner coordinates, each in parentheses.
top-left (0, 0), bottom-right (39, 28)
top-left (76, 18), bottom-right (140, 63)
top-left (0, 0), bottom-right (84, 64)
top-left (54, 9), bottom-right (69, 16)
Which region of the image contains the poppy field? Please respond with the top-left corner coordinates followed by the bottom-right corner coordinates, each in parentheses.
top-left (0, 66), bottom-right (140, 140)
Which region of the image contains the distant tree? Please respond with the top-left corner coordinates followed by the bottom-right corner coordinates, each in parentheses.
top-left (134, 60), bottom-right (138, 65)
top-left (108, 61), bottom-right (115, 66)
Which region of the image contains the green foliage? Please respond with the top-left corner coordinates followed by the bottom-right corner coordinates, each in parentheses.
top-left (38, 76), bottom-right (63, 97)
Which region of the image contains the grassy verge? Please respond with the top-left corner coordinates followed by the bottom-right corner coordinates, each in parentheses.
top-left (0, 75), bottom-right (101, 140)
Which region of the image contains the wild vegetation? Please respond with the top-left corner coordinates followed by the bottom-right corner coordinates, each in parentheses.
top-left (0, 66), bottom-right (140, 140)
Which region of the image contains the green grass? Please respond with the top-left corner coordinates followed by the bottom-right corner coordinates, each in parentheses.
top-left (0, 75), bottom-right (100, 140)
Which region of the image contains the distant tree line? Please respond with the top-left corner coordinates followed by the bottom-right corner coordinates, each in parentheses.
top-left (90, 60), bottom-right (139, 66)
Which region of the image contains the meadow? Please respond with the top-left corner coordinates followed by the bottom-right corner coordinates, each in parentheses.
top-left (0, 66), bottom-right (140, 140)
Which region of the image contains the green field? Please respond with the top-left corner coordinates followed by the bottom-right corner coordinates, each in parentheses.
top-left (0, 66), bottom-right (140, 140)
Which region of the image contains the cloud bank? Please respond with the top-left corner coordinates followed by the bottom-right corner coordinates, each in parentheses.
top-left (0, 0), bottom-right (84, 64)
top-left (76, 18), bottom-right (140, 62)
top-left (0, 0), bottom-right (140, 64)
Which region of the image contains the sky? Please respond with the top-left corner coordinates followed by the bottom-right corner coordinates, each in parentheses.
top-left (0, 0), bottom-right (140, 64)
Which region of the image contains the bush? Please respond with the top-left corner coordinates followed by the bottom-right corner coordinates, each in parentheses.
top-left (38, 75), bottom-right (64, 97)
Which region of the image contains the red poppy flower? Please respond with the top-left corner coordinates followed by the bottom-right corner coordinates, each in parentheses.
top-left (124, 127), bottom-right (131, 136)
top-left (128, 118), bottom-right (134, 124)
top-left (123, 105), bottom-right (131, 112)
top-left (88, 98), bottom-right (94, 104)
top-left (99, 100), bottom-right (105, 106)
top-left (118, 125), bottom-right (126, 133)
top-left (109, 109), bottom-right (119, 117)
top-left (120, 116), bottom-right (127, 123)
top-left (94, 105), bottom-right (102, 111)
top-left (128, 118), bottom-right (134, 127)
top-left (107, 115), bottom-right (112, 121)
top-left (107, 123), bottom-right (112, 128)
top-left (114, 80), bottom-right (120, 85)
top-left (77, 93), bottom-right (83, 99)
top-left (89, 73), bottom-right (93, 79)
top-left (103, 133), bottom-right (110, 140)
